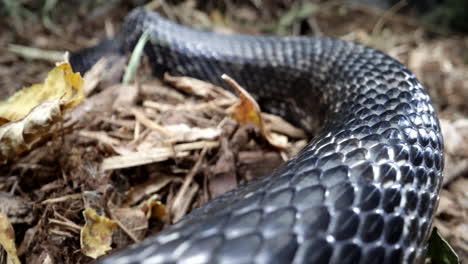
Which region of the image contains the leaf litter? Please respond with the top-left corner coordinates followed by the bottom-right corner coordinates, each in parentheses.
top-left (1, 1), bottom-right (468, 263)
top-left (0, 42), bottom-right (307, 262)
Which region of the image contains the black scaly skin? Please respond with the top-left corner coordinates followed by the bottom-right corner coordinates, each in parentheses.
top-left (71, 8), bottom-right (444, 264)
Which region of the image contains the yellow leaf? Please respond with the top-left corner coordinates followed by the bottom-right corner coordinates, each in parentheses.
top-left (0, 62), bottom-right (85, 164)
top-left (0, 62), bottom-right (84, 122)
top-left (80, 208), bottom-right (117, 259)
top-left (0, 212), bottom-right (21, 264)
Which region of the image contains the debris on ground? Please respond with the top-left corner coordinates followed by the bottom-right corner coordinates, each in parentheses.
top-left (0, 1), bottom-right (467, 263)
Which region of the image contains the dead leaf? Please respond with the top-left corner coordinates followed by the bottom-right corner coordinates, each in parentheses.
top-left (80, 208), bottom-right (117, 259)
top-left (0, 212), bottom-right (20, 264)
top-left (140, 198), bottom-right (167, 220)
top-left (0, 62), bottom-right (85, 164)
top-left (222, 74), bottom-right (288, 148)
top-left (0, 101), bottom-right (62, 164)
top-left (0, 62), bottom-right (84, 122)
top-left (126, 175), bottom-right (176, 206)
top-left (111, 208), bottom-right (147, 248)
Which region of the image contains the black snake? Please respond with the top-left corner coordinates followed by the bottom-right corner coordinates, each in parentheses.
top-left (70, 8), bottom-right (444, 264)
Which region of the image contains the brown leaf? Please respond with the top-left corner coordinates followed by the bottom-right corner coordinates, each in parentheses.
top-left (112, 208), bottom-right (147, 248)
top-left (140, 199), bottom-right (167, 220)
top-left (222, 74), bottom-right (288, 149)
top-left (126, 175), bottom-right (176, 206)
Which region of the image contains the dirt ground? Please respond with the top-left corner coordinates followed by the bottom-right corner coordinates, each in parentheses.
top-left (0, 0), bottom-right (467, 263)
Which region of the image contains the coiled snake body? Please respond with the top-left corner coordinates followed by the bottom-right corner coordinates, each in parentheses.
top-left (70, 8), bottom-right (444, 264)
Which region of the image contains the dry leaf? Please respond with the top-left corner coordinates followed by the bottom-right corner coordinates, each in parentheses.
top-left (126, 176), bottom-right (176, 206)
top-left (222, 74), bottom-right (288, 148)
top-left (112, 208), bottom-right (148, 247)
top-left (140, 198), bottom-right (167, 220)
top-left (0, 63), bottom-right (84, 122)
top-left (80, 208), bottom-right (117, 259)
top-left (0, 62), bottom-right (85, 164)
top-left (0, 212), bottom-right (20, 264)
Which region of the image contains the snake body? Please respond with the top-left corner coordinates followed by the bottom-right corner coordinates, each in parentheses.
top-left (70, 8), bottom-right (444, 264)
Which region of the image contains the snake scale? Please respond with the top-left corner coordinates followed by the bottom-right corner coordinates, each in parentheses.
top-left (70, 8), bottom-right (444, 264)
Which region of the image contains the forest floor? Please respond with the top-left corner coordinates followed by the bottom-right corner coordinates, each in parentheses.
top-left (0, 0), bottom-right (467, 263)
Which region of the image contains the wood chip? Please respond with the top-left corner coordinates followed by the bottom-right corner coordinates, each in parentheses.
top-left (101, 148), bottom-right (189, 171)
top-left (79, 130), bottom-right (120, 146)
top-left (165, 73), bottom-right (228, 99)
top-left (131, 108), bottom-right (171, 138)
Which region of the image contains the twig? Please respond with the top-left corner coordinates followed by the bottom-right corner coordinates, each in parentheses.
top-left (170, 145), bottom-right (209, 222)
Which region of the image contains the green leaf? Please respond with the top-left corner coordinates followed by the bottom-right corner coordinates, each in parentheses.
top-left (123, 29), bottom-right (150, 85)
top-left (427, 227), bottom-right (460, 264)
